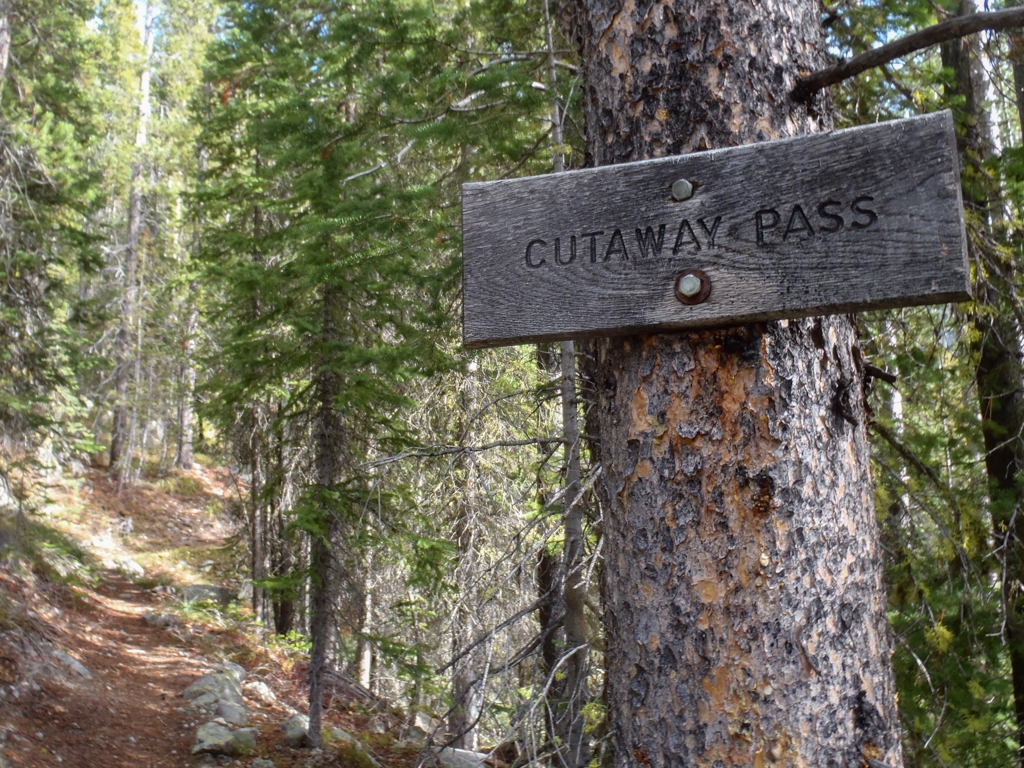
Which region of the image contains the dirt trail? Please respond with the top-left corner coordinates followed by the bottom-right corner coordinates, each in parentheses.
top-left (0, 466), bottom-right (263, 768)
top-left (0, 466), bottom-right (407, 768)
top-left (2, 572), bottom-right (203, 768)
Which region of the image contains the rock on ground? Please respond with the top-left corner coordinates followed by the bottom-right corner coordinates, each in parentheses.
top-left (52, 651), bottom-right (92, 680)
top-left (192, 722), bottom-right (235, 756)
top-left (192, 722), bottom-right (258, 757)
top-left (251, 759), bottom-right (276, 768)
top-left (214, 661), bottom-right (246, 682)
top-left (143, 611), bottom-right (181, 629)
top-left (184, 671), bottom-right (244, 707)
top-left (218, 699), bottom-right (249, 725)
top-left (231, 727), bottom-right (258, 755)
top-left (402, 710), bottom-right (440, 743)
top-left (280, 713), bottom-right (309, 748)
top-left (115, 558), bottom-right (146, 578)
top-left (182, 584), bottom-right (235, 606)
top-left (243, 680), bottom-right (276, 705)
top-left (433, 747), bottom-right (491, 768)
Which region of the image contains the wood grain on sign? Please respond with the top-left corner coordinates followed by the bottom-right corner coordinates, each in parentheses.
top-left (461, 110), bottom-right (969, 349)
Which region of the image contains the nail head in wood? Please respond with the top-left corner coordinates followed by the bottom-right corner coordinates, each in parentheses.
top-left (671, 178), bottom-right (694, 201)
top-left (675, 269), bottom-right (711, 305)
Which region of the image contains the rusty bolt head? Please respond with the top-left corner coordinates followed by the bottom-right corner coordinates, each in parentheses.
top-left (671, 178), bottom-right (694, 201)
top-left (674, 269), bottom-right (711, 305)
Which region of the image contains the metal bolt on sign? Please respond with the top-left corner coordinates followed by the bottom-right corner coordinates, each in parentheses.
top-left (671, 178), bottom-right (694, 201)
top-left (675, 269), bottom-right (711, 305)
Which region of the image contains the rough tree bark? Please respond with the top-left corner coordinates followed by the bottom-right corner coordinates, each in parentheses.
top-left (307, 283), bottom-right (344, 749)
top-left (563, 1), bottom-right (903, 765)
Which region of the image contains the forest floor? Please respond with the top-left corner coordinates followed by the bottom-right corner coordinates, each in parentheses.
top-left (0, 461), bottom-right (421, 768)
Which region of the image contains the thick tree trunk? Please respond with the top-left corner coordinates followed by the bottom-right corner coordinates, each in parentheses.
top-left (566, 1), bottom-right (903, 765)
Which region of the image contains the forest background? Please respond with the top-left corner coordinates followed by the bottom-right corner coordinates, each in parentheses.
top-left (2, 0), bottom-right (1024, 765)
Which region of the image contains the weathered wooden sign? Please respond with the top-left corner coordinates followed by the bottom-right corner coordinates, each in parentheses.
top-left (461, 110), bottom-right (969, 349)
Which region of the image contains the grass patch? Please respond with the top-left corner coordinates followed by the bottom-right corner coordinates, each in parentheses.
top-left (157, 475), bottom-right (205, 497)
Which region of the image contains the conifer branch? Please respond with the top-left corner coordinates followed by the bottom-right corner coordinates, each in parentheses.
top-left (794, 7), bottom-right (1024, 101)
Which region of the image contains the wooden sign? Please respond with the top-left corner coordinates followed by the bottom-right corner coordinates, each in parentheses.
top-left (461, 110), bottom-right (969, 349)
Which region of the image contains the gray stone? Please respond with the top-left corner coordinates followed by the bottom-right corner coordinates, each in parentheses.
top-left (192, 722), bottom-right (235, 756)
top-left (143, 611), bottom-right (181, 629)
top-left (432, 747), bottom-right (489, 768)
top-left (251, 760), bottom-right (276, 768)
top-left (218, 700), bottom-right (249, 726)
top-left (237, 581), bottom-right (254, 602)
top-left (402, 711), bottom-right (440, 744)
top-left (117, 558), bottom-right (145, 578)
top-left (231, 727), bottom-right (258, 756)
top-left (182, 584), bottom-right (234, 606)
top-left (280, 713), bottom-right (309, 748)
top-left (243, 681), bottom-right (276, 705)
top-left (328, 728), bottom-right (354, 744)
top-left (214, 661), bottom-right (247, 683)
top-left (190, 692), bottom-right (218, 708)
top-left (184, 672), bottom-right (244, 706)
top-left (52, 651), bottom-right (92, 680)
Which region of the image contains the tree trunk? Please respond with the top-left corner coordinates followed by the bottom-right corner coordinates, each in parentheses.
top-left (307, 284), bottom-right (344, 749)
top-left (558, 339), bottom-right (590, 768)
top-left (960, 4), bottom-right (1024, 761)
top-left (174, 282), bottom-right (199, 470)
top-left (357, 557), bottom-right (374, 690)
top-left (541, 6), bottom-right (592, 759)
top-left (111, 5), bottom-right (155, 472)
top-left (450, 366), bottom-right (482, 751)
top-left (0, 0), bottom-right (10, 94)
top-left (565, 1), bottom-right (903, 765)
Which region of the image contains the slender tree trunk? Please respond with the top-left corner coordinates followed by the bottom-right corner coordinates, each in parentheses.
top-left (270, 414), bottom-right (295, 634)
top-left (111, 6), bottom-right (155, 472)
top-left (975, 268), bottom-right (1024, 767)
top-left (307, 284), bottom-right (343, 749)
top-left (563, 1), bottom-right (902, 765)
top-left (558, 339), bottom-right (589, 768)
top-left (175, 284), bottom-right (198, 469)
top-left (0, 0), bottom-right (10, 94)
top-left (356, 556), bottom-right (374, 690)
top-left (540, 11), bottom-right (592, 761)
top-left (450, 366), bottom-right (482, 751)
top-left (247, 193), bottom-right (268, 624)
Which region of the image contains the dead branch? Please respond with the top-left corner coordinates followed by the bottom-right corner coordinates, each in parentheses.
top-left (794, 7), bottom-right (1024, 101)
